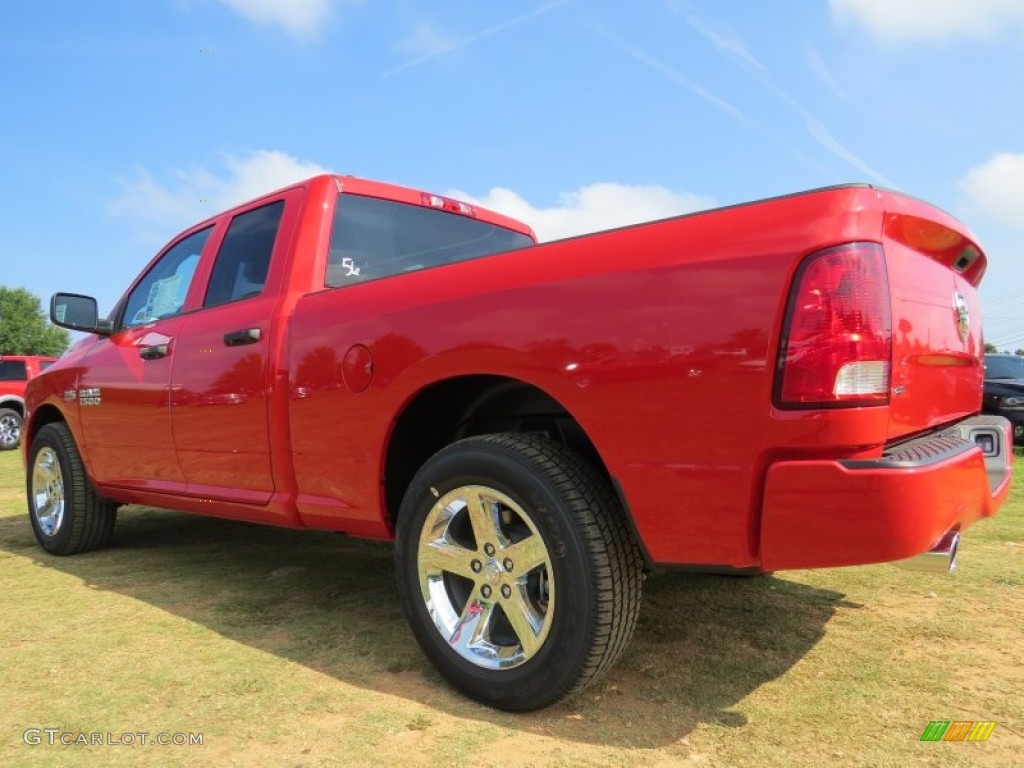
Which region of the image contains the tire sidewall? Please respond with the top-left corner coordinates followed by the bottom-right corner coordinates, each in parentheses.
top-left (27, 425), bottom-right (77, 554)
top-left (395, 441), bottom-right (598, 710)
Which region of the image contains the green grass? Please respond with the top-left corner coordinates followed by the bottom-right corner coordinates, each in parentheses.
top-left (1, 450), bottom-right (1021, 767)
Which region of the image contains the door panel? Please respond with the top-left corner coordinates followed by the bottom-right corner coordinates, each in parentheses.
top-left (78, 320), bottom-right (187, 490)
top-left (169, 198), bottom-right (289, 504)
top-left (78, 224), bottom-right (214, 490)
top-left (170, 296), bottom-right (276, 502)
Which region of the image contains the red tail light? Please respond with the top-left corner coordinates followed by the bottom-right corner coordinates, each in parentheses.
top-left (776, 242), bottom-right (892, 408)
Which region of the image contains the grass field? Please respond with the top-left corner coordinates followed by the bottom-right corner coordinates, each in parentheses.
top-left (1, 449), bottom-right (1021, 767)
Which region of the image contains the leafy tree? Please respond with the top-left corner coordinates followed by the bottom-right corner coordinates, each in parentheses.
top-left (1016, 349), bottom-right (1024, 357)
top-left (984, 342), bottom-right (999, 353)
top-left (0, 287), bottom-right (70, 356)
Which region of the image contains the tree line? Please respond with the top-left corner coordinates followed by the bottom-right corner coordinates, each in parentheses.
top-left (984, 343), bottom-right (1024, 356)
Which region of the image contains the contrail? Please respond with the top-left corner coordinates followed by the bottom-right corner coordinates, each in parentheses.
top-left (383, 0), bottom-right (573, 77)
top-left (807, 46), bottom-right (849, 101)
top-left (594, 25), bottom-right (835, 181)
top-left (673, 4), bottom-right (895, 187)
top-left (594, 27), bottom-right (756, 128)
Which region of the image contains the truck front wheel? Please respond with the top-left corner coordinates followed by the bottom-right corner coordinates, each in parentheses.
top-left (394, 433), bottom-right (643, 711)
top-left (28, 423), bottom-right (117, 555)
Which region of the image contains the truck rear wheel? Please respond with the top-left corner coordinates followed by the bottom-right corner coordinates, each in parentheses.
top-left (28, 423), bottom-right (117, 555)
top-left (0, 408), bottom-right (22, 450)
top-left (394, 433), bottom-right (642, 711)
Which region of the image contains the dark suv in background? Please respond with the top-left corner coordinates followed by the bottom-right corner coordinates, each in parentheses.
top-left (983, 354), bottom-right (1024, 444)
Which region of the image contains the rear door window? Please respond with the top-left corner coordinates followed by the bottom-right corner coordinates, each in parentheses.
top-left (204, 201), bottom-right (285, 307)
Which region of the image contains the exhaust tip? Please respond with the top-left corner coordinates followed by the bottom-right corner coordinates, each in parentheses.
top-left (894, 531), bottom-right (960, 575)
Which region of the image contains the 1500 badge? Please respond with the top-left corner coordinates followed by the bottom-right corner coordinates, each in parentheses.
top-left (78, 388), bottom-right (101, 407)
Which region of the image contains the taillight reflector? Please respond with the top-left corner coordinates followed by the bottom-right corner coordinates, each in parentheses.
top-left (776, 242), bottom-right (892, 407)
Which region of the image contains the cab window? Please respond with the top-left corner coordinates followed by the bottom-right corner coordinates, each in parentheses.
top-left (204, 201), bottom-right (284, 307)
top-left (121, 227), bottom-right (213, 329)
top-left (326, 194), bottom-right (533, 287)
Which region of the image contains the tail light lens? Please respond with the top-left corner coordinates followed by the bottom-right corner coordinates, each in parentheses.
top-left (776, 242), bottom-right (892, 407)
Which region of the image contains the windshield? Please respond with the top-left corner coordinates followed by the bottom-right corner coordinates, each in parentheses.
top-left (984, 355), bottom-right (1024, 380)
top-left (325, 193), bottom-right (534, 288)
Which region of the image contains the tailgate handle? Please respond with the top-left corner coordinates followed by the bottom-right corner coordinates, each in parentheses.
top-left (224, 328), bottom-right (261, 346)
top-left (139, 344), bottom-right (169, 360)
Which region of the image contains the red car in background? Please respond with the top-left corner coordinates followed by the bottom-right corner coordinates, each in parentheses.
top-left (0, 355), bottom-right (58, 450)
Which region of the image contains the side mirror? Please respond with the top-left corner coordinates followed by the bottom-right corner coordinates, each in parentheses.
top-left (50, 293), bottom-right (113, 335)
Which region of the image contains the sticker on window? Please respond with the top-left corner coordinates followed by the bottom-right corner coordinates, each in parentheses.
top-left (146, 275), bottom-right (182, 319)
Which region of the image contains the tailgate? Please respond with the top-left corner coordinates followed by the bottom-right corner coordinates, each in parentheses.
top-left (881, 191), bottom-right (986, 441)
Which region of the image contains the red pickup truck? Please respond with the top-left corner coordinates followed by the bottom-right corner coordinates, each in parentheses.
top-left (1, 355), bottom-right (57, 450)
top-left (24, 175), bottom-right (1011, 710)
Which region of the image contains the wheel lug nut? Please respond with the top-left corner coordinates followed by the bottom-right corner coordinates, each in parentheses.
top-left (471, 560), bottom-right (482, 573)
top-left (484, 543), bottom-right (495, 556)
top-left (501, 585), bottom-right (512, 599)
top-left (503, 558), bottom-right (513, 571)
top-left (481, 585), bottom-right (492, 599)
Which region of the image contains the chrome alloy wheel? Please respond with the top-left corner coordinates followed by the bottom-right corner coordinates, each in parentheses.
top-left (0, 412), bottom-right (19, 448)
top-left (31, 447), bottom-right (65, 537)
top-left (417, 485), bottom-right (554, 670)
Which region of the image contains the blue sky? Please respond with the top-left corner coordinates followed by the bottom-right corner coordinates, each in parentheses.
top-left (3, 0), bottom-right (1024, 349)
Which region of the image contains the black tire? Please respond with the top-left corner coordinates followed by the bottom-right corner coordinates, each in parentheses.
top-left (0, 407), bottom-right (22, 450)
top-left (394, 433), bottom-right (643, 711)
top-left (27, 423), bottom-right (117, 555)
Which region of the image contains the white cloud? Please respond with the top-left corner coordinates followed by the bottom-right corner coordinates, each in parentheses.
top-left (830, 0), bottom-right (1024, 42)
top-left (961, 153), bottom-right (1024, 230)
top-left (220, 150), bottom-right (330, 203)
top-left (396, 22), bottom-right (457, 59)
top-left (111, 150), bottom-right (330, 230)
top-left (218, 0), bottom-right (333, 39)
top-left (449, 183), bottom-right (714, 242)
top-left (112, 158), bottom-right (710, 247)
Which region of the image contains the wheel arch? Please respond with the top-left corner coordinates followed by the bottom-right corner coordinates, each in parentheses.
top-left (0, 395), bottom-right (25, 416)
top-left (25, 403), bottom-right (70, 448)
top-left (383, 374), bottom-right (611, 531)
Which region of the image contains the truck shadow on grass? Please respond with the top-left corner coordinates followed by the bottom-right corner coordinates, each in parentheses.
top-left (0, 507), bottom-right (858, 748)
